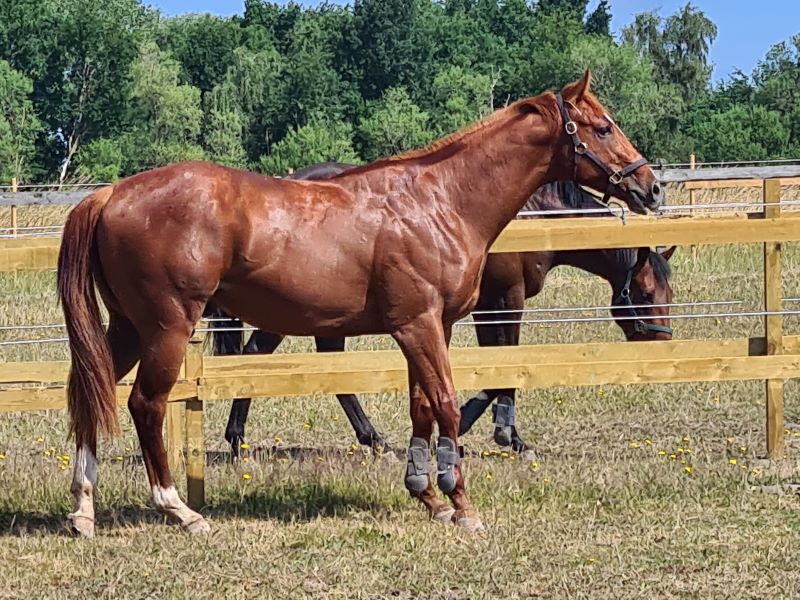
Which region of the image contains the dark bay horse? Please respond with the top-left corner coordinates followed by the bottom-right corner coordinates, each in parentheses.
top-left (57, 72), bottom-right (664, 536)
top-left (212, 169), bottom-right (675, 458)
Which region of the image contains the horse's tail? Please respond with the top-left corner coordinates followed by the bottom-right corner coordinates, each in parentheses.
top-left (57, 186), bottom-right (118, 446)
top-left (203, 303), bottom-right (243, 356)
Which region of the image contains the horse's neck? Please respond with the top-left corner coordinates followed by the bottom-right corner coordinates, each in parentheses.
top-left (346, 107), bottom-right (561, 250)
top-left (554, 247), bottom-right (633, 288)
top-left (528, 184), bottom-right (633, 287)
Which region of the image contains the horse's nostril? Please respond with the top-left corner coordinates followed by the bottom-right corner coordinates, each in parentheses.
top-left (652, 182), bottom-right (662, 198)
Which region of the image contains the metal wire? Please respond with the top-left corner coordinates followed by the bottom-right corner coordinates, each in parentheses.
top-left (4, 308), bottom-right (800, 345)
top-left (657, 158), bottom-right (800, 169)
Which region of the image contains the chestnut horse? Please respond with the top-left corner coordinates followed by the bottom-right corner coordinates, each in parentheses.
top-left (57, 72), bottom-right (663, 537)
top-left (210, 169), bottom-right (675, 458)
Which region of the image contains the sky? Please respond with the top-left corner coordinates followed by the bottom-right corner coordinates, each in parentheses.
top-left (148, 0), bottom-right (798, 83)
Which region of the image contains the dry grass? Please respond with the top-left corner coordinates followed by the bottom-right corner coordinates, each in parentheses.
top-left (2, 190), bottom-right (800, 598)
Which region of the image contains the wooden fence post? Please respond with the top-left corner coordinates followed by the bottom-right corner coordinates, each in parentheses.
top-left (763, 178), bottom-right (784, 458)
top-left (165, 399), bottom-right (184, 472)
top-left (688, 154), bottom-right (697, 262)
top-left (10, 177), bottom-right (18, 237)
top-left (184, 331), bottom-right (206, 509)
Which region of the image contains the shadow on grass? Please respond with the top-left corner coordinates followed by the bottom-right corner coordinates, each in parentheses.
top-left (0, 475), bottom-right (402, 537)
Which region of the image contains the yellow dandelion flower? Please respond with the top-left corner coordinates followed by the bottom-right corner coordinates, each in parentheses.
top-left (350, 443), bottom-right (358, 451)
top-left (644, 439), bottom-right (652, 446)
top-left (682, 436), bottom-right (690, 444)
top-left (725, 437), bottom-right (733, 444)
top-left (116, 456), bottom-right (123, 462)
top-left (360, 460), bottom-right (367, 467)
top-left (785, 429), bottom-right (791, 435)
top-left (0, 453), bottom-right (5, 460)
top-left (482, 450), bottom-right (491, 458)
top-left (729, 458), bottom-right (737, 465)
top-left (629, 441), bottom-right (640, 449)
top-left (42, 451), bottom-right (51, 457)
top-left (347, 450), bottom-right (355, 456)
top-left (684, 466), bottom-right (693, 474)
top-left (240, 443), bottom-right (250, 450)
top-left (543, 477), bottom-right (551, 484)
top-left (597, 389), bottom-right (605, 397)
top-left (752, 468), bottom-right (762, 476)
top-left (332, 414), bottom-right (340, 422)
top-left (242, 473), bottom-right (252, 480)
top-left (509, 454), bottom-right (517, 461)
top-left (530, 461), bottom-right (540, 470)
top-left (739, 446), bottom-right (748, 453)
top-left (500, 451), bottom-right (510, 458)
top-left (677, 447), bottom-right (684, 454)
top-left (685, 448), bottom-right (692, 454)
top-left (59, 465), bottom-right (66, 471)
top-left (273, 436), bottom-right (282, 444)
top-left (555, 399), bottom-right (563, 406)
top-left (658, 450), bottom-right (666, 456)
top-left (740, 464), bottom-right (747, 471)
top-left (303, 422), bottom-right (312, 430)
top-left (586, 556), bottom-right (597, 564)
top-left (669, 454), bottom-right (677, 460)
top-left (36, 437), bottom-right (43, 443)
top-left (680, 458), bottom-right (687, 464)
top-left (486, 473), bottom-right (493, 481)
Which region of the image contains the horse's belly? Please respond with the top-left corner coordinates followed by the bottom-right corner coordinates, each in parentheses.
top-left (215, 264), bottom-right (377, 336)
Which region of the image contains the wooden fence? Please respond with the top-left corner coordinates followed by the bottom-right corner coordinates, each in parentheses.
top-left (1, 178), bottom-right (799, 510)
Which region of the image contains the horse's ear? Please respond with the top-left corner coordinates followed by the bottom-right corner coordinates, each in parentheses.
top-left (660, 245), bottom-right (677, 261)
top-left (635, 247), bottom-right (650, 270)
top-left (561, 69), bottom-right (592, 103)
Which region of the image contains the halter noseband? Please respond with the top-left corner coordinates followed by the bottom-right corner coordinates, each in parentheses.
top-left (555, 93), bottom-right (648, 205)
top-left (613, 266), bottom-right (673, 337)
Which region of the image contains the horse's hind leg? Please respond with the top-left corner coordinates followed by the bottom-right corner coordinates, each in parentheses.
top-left (315, 336), bottom-right (391, 453)
top-left (67, 313), bottom-right (140, 538)
top-left (129, 324), bottom-right (209, 533)
top-left (225, 330), bottom-right (284, 457)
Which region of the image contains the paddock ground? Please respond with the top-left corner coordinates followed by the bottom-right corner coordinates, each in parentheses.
top-left (1, 189), bottom-right (800, 598)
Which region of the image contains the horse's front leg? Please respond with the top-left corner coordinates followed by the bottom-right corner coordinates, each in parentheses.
top-left (393, 315), bottom-right (483, 532)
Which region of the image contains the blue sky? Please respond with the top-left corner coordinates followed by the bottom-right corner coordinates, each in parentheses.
top-left (147, 0), bottom-right (798, 82)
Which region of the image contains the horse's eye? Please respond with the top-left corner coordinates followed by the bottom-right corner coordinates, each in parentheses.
top-left (596, 125), bottom-right (613, 138)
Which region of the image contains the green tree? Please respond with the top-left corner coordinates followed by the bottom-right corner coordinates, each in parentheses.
top-left (75, 138), bottom-right (124, 182)
top-left (352, 0), bottom-right (417, 99)
top-left (258, 118), bottom-right (359, 175)
top-left (622, 3), bottom-right (717, 99)
top-left (0, 60), bottom-right (41, 183)
top-left (358, 87), bottom-right (434, 161)
top-left (689, 104), bottom-right (789, 161)
top-left (205, 109), bottom-right (249, 168)
top-left (429, 66), bottom-right (494, 135)
top-left (159, 14), bottom-right (243, 94)
top-left (125, 41), bottom-right (205, 172)
top-left (585, 0), bottom-right (611, 37)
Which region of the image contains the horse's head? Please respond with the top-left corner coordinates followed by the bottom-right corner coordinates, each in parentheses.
top-left (610, 246), bottom-right (675, 341)
top-left (555, 70), bottom-right (664, 214)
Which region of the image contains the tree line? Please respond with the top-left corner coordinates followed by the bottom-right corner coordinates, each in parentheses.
top-left (1, 0), bottom-right (798, 185)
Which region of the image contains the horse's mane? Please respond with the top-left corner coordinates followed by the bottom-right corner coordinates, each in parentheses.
top-left (332, 92), bottom-right (561, 178)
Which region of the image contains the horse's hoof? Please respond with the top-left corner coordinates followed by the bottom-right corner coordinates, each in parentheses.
top-left (520, 449), bottom-right (540, 462)
top-left (452, 510), bottom-right (485, 533)
top-left (183, 518), bottom-right (211, 535)
top-left (66, 514), bottom-right (95, 538)
top-left (431, 506), bottom-right (455, 524)
top-left (377, 448), bottom-right (400, 464)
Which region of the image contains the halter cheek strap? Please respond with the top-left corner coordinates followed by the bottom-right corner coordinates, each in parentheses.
top-left (555, 93), bottom-right (649, 205)
top-left (613, 268), bottom-right (673, 336)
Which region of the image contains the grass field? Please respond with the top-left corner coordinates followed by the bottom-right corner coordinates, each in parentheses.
top-left (2, 187), bottom-right (800, 598)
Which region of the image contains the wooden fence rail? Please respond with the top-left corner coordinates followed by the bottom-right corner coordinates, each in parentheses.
top-left (1, 178), bottom-right (799, 510)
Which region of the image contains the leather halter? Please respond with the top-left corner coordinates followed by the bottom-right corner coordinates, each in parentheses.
top-left (613, 266), bottom-right (673, 337)
top-left (555, 93), bottom-right (649, 205)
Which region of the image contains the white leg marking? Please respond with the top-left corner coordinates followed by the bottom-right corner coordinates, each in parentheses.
top-left (152, 486), bottom-right (209, 533)
top-left (476, 391), bottom-right (491, 401)
top-left (67, 444), bottom-right (98, 537)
